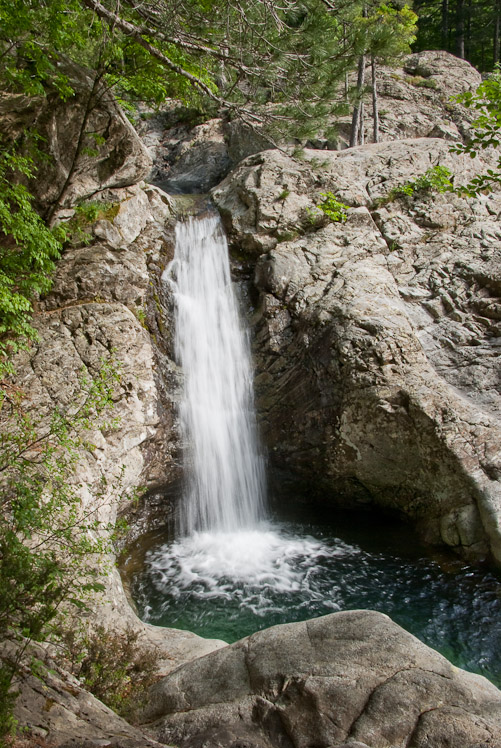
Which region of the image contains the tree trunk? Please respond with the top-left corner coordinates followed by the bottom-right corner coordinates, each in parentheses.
top-left (45, 67), bottom-right (107, 225)
top-left (350, 53), bottom-right (366, 147)
top-left (456, 0), bottom-right (465, 58)
top-left (442, 0), bottom-right (449, 50)
top-left (343, 23), bottom-right (349, 100)
top-left (494, 0), bottom-right (501, 65)
top-left (465, 0), bottom-right (472, 61)
top-left (371, 55), bottom-right (379, 144)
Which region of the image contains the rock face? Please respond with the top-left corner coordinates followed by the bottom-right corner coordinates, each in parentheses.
top-left (141, 110), bottom-right (232, 194)
top-left (212, 138), bottom-right (501, 566)
top-left (142, 610), bottom-right (501, 748)
top-left (321, 50), bottom-right (481, 150)
top-left (139, 50), bottom-right (480, 194)
top-left (0, 65), bottom-right (152, 214)
top-left (8, 182), bottom-right (225, 677)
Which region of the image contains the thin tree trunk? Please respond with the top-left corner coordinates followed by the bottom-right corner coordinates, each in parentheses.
top-left (350, 53), bottom-right (366, 147)
top-left (456, 0), bottom-right (465, 58)
top-left (465, 0), bottom-right (472, 60)
top-left (343, 23), bottom-right (349, 100)
top-left (360, 102), bottom-right (365, 145)
top-left (442, 0), bottom-right (449, 50)
top-left (45, 69), bottom-right (104, 225)
top-left (371, 55), bottom-right (379, 144)
top-left (494, 0), bottom-right (501, 65)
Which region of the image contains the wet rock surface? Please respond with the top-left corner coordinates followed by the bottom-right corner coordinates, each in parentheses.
top-left (142, 610), bottom-right (501, 748)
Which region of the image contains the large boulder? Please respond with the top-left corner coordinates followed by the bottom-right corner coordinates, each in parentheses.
top-left (212, 139), bottom-right (501, 566)
top-left (142, 610), bottom-right (501, 748)
top-left (0, 65), bottom-right (152, 214)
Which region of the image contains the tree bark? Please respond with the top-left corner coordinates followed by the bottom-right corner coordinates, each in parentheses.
top-left (371, 55), bottom-right (379, 144)
top-left (45, 69), bottom-right (105, 226)
top-left (465, 0), bottom-right (472, 60)
top-left (350, 53), bottom-right (366, 147)
top-left (494, 0), bottom-right (501, 65)
top-left (442, 0), bottom-right (449, 50)
top-left (456, 0), bottom-right (465, 58)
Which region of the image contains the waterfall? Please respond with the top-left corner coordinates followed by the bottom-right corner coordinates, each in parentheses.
top-left (136, 213), bottom-right (330, 632)
top-left (164, 214), bottom-right (266, 535)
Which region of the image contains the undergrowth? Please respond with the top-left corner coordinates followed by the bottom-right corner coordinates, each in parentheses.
top-left (307, 191), bottom-right (350, 226)
top-left (381, 165), bottom-right (454, 204)
top-left (59, 624), bottom-right (159, 723)
top-left (62, 199), bottom-right (120, 245)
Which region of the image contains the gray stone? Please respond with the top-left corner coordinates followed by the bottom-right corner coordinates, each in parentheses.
top-left (143, 114), bottom-right (232, 193)
top-left (212, 139), bottom-right (501, 566)
top-left (142, 611), bottom-right (501, 748)
top-left (0, 65), bottom-right (152, 214)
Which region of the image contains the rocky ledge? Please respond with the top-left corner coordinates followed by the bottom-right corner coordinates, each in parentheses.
top-left (141, 610), bottom-right (501, 748)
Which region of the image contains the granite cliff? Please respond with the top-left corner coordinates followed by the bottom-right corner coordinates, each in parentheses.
top-left (3, 50), bottom-right (501, 746)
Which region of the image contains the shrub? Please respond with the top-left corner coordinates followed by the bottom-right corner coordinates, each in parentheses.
top-left (316, 192), bottom-right (350, 223)
top-left (61, 199), bottom-right (120, 246)
top-left (387, 165), bottom-right (454, 201)
top-left (60, 625), bottom-right (158, 723)
top-left (0, 357), bottom-right (122, 744)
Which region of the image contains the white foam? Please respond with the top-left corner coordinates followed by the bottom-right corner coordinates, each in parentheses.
top-left (142, 522), bottom-right (359, 616)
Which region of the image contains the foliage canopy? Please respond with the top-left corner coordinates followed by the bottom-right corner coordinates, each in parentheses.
top-left (452, 70), bottom-right (501, 195)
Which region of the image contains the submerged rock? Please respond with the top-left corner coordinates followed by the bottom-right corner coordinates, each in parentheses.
top-left (142, 610), bottom-right (501, 748)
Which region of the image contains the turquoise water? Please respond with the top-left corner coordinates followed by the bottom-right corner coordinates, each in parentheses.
top-left (125, 505), bottom-right (501, 688)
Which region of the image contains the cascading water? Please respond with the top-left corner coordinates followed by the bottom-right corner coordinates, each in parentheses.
top-left (147, 211), bottom-right (328, 601)
top-left (126, 212), bottom-right (501, 687)
top-left (165, 214), bottom-right (265, 535)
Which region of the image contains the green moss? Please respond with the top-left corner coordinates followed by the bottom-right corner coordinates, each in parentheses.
top-left (276, 229), bottom-right (300, 243)
top-left (406, 75), bottom-right (438, 90)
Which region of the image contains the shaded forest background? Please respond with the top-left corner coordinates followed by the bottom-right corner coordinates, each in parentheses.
top-left (414, 0), bottom-right (501, 70)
